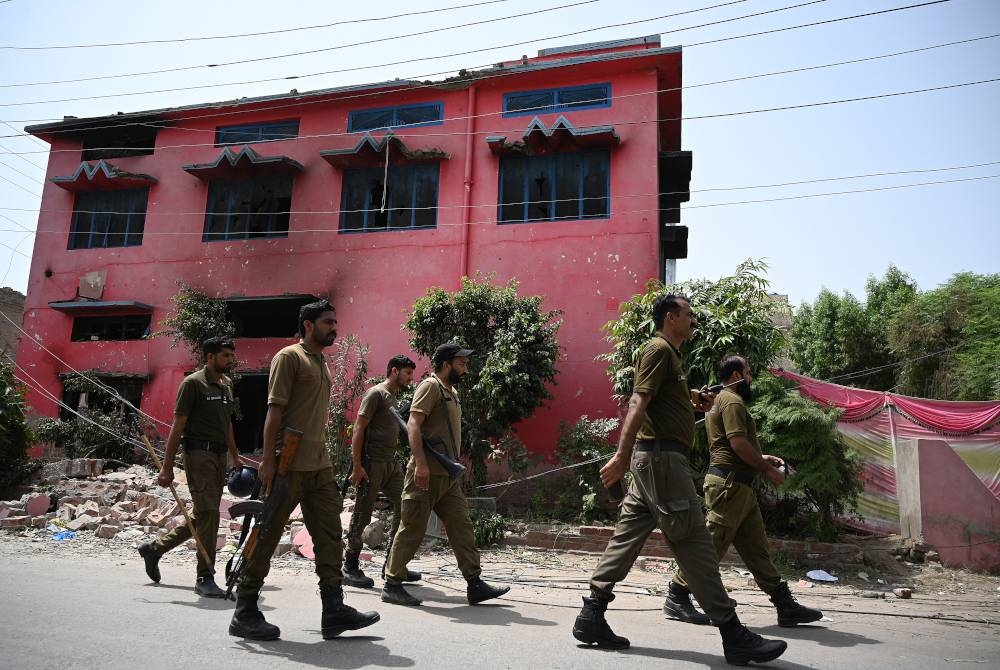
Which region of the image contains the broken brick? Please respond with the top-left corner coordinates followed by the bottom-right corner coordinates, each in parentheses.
top-left (0, 515), bottom-right (30, 528)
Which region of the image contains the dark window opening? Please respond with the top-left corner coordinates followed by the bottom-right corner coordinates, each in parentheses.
top-left (225, 296), bottom-right (317, 338)
top-left (232, 374), bottom-right (267, 454)
top-left (215, 120), bottom-right (300, 146)
top-left (503, 83), bottom-right (611, 116)
top-left (348, 103), bottom-right (443, 132)
top-left (81, 125), bottom-right (157, 161)
top-left (60, 376), bottom-right (144, 420)
top-left (71, 315), bottom-right (151, 342)
top-left (340, 164), bottom-right (439, 232)
top-left (203, 174), bottom-right (293, 242)
top-left (69, 187), bottom-right (148, 249)
top-left (498, 150), bottom-right (610, 224)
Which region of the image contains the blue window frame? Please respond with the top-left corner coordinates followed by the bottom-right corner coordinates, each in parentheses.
top-left (348, 103), bottom-right (444, 133)
top-left (203, 174), bottom-right (294, 242)
top-left (69, 187), bottom-right (148, 249)
top-left (215, 120), bottom-right (300, 146)
top-left (498, 150), bottom-right (610, 224)
top-left (340, 164), bottom-right (439, 232)
top-left (503, 83), bottom-right (611, 117)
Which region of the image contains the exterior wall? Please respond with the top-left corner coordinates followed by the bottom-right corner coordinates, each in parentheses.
top-left (17, 45), bottom-right (683, 462)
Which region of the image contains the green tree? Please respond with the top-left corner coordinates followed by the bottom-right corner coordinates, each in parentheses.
top-left (159, 283), bottom-right (236, 360)
top-left (1, 360), bottom-right (35, 498)
top-left (404, 274), bottom-right (561, 487)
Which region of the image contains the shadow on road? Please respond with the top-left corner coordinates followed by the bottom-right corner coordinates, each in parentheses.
top-left (606, 644), bottom-right (819, 669)
top-left (756, 624), bottom-right (881, 648)
top-left (233, 637), bottom-right (414, 669)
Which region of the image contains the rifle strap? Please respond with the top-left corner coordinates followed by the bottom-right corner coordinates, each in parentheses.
top-left (435, 380), bottom-right (459, 459)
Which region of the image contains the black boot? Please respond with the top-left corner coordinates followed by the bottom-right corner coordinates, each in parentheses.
top-left (195, 575), bottom-right (227, 598)
top-left (403, 568), bottom-right (422, 582)
top-left (381, 582), bottom-right (422, 606)
top-left (320, 586), bottom-right (380, 639)
top-left (229, 594), bottom-right (281, 640)
top-left (342, 551), bottom-right (375, 589)
top-left (663, 581), bottom-right (711, 626)
top-left (769, 582), bottom-right (823, 627)
top-left (719, 615), bottom-right (787, 666)
top-left (137, 542), bottom-right (161, 583)
top-left (467, 577), bottom-right (510, 604)
top-left (572, 596), bottom-right (630, 649)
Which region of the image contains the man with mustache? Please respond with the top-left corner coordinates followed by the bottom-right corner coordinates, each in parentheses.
top-left (229, 299), bottom-right (379, 641)
top-left (139, 337), bottom-right (242, 598)
top-left (664, 355), bottom-right (823, 628)
top-left (380, 342), bottom-right (509, 607)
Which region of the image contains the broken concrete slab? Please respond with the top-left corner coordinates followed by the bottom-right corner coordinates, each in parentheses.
top-left (0, 515), bottom-right (30, 529)
top-left (95, 524), bottom-right (120, 539)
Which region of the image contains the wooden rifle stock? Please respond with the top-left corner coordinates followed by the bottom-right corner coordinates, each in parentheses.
top-left (389, 407), bottom-right (466, 480)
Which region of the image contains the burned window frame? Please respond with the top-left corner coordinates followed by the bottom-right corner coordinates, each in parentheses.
top-left (202, 174), bottom-right (295, 242)
top-left (68, 187), bottom-right (149, 250)
top-left (497, 149), bottom-right (610, 224)
top-left (70, 314), bottom-right (152, 342)
top-left (339, 163), bottom-right (440, 233)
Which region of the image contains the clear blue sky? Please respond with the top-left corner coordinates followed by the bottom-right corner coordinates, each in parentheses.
top-left (1, 0), bottom-right (997, 306)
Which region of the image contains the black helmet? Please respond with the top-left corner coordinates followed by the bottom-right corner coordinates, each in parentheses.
top-left (227, 465), bottom-right (258, 498)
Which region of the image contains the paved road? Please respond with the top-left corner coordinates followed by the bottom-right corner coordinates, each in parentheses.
top-left (1, 550), bottom-right (996, 670)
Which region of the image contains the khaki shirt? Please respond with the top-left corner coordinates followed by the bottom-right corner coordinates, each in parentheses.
top-left (409, 374), bottom-right (461, 477)
top-left (633, 333), bottom-right (695, 448)
top-left (174, 368), bottom-right (234, 445)
top-left (706, 388), bottom-right (760, 473)
top-left (358, 381), bottom-right (401, 462)
top-left (267, 342), bottom-right (332, 471)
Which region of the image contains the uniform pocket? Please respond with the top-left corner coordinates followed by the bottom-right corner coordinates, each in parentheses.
top-left (657, 498), bottom-right (693, 543)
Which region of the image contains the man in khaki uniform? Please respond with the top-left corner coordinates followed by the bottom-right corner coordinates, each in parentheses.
top-left (228, 300), bottom-right (379, 641)
top-left (380, 342), bottom-right (509, 607)
top-left (665, 355), bottom-right (823, 628)
top-left (342, 354), bottom-right (421, 587)
top-left (138, 337), bottom-right (241, 598)
top-left (572, 295), bottom-right (788, 667)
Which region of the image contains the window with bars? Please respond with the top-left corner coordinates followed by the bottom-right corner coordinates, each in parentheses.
top-left (215, 120), bottom-right (300, 146)
top-left (340, 164), bottom-right (439, 232)
top-left (68, 187), bottom-right (149, 249)
top-left (498, 150), bottom-right (610, 224)
top-left (348, 103), bottom-right (443, 133)
top-left (503, 83), bottom-right (611, 117)
top-left (203, 174), bottom-right (294, 242)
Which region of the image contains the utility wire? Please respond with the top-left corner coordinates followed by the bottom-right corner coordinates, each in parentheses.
top-left (0, 172), bottom-right (40, 198)
top-left (0, 158), bottom-right (44, 184)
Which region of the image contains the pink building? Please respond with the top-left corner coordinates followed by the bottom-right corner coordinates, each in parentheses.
top-left (17, 35), bottom-right (692, 461)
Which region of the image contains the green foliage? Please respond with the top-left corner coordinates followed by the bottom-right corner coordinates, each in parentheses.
top-left (750, 372), bottom-right (862, 541)
top-left (404, 274), bottom-right (562, 487)
top-left (324, 335), bottom-right (371, 474)
top-left (890, 272), bottom-right (1000, 400)
top-left (0, 360), bottom-right (35, 497)
top-left (471, 511), bottom-right (507, 548)
top-left (160, 283), bottom-right (236, 361)
top-left (553, 416), bottom-right (619, 523)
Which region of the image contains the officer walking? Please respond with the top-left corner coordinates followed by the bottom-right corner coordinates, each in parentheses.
top-left (572, 295), bottom-right (788, 666)
top-left (228, 300), bottom-right (379, 641)
top-left (380, 342), bottom-right (509, 607)
top-left (138, 337), bottom-right (242, 597)
top-left (343, 354), bottom-right (422, 588)
top-left (664, 355), bottom-right (823, 628)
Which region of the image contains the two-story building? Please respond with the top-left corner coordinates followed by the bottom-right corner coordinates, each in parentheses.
top-left (16, 34), bottom-right (692, 461)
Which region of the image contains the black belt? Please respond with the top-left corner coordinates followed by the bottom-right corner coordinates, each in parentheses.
top-left (634, 439), bottom-right (689, 455)
top-left (183, 438), bottom-right (228, 455)
top-left (708, 465), bottom-right (755, 485)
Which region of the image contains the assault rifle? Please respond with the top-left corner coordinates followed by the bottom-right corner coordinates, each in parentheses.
top-left (389, 406), bottom-right (466, 480)
top-left (224, 427), bottom-right (303, 600)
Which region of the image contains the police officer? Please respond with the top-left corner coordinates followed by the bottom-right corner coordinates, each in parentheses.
top-left (664, 355), bottom-right (823, 627)
top-left (572, 295), bottom-right (788, 666)
top-left (137, 337), bottom-right (241, 597)
top-left (342, 354), bottom-right (422, 588)
top-left (380, 342), bottom-right (509, 607)
top-left (228, 300), bottom-right (379, 641)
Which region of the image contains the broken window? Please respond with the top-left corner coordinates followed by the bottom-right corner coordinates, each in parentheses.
top-left (503, 83), bottom-right (611, 117)
top-left (348, 103), bottom-right (443, 132)
top-left (203, 174), bottom-right (294, 242)
top-left (71, 315), bottom-right (151, 342)
top-left (340, 164), bottom-right (439, 232)
top-left (60, 375), bottom-right (144, 420)
top-left (225, 295), bottom-right (317, 338)
top-left (215, 120), bottom-right (300, 146)
top-left (498, 150), bottom-right (609, 224)
top-left (69, 187), bottom-right (149, 249)
top-left (81, 125), bottom-right (157, 161)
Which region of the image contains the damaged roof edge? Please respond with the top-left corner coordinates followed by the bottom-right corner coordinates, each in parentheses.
top-left (25, 41), bottom-right (682, 136)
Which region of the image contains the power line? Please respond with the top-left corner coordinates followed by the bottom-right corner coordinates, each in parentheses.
top-left (0, 211), bottom-right (34, 233)
top-left (0, 172), bottom-right (40, 198)
top-left (0, 2), bottom-right (967, 137)
top-left (0, 158), bottom-right (44, 184)
top-left (0, 0), bottom-right (518, 50)
top-left (0, 238), bottom-right (31, 258)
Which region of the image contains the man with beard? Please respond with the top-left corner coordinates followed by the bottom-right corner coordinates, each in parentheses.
top-left (572, 296), bottom-right (788, 666)
top-left (380, 342), bottom-right (509, 607)
top-left (138, 337), bottom-right (242, 597)
top-left (228, 300), bottom-right (380, 641)
top-left (664, 355), bottom-right (823, 628)
top-left (342, 354), bottom-right (422, 587)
